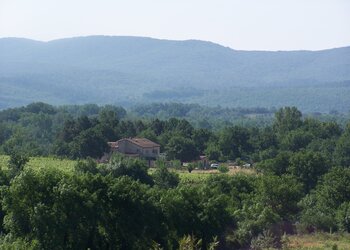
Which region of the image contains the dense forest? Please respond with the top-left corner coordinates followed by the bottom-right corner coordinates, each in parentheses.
top-left (0, 102), bottom-right (349, 249)
top-left (1, 102), bottom-right (349, 157)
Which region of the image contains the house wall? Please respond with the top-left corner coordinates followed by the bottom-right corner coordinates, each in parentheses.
top-left (140, 147), bottom-right (160, 158)
top-left (117, 139), bottom-right (160, 158)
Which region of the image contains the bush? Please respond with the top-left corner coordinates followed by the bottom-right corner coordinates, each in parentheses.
top-left (250, 230), bottom-right (277, 250)
top-left (153, 165), bottom-right (179, 189)
top-left (187, 163), bottom-right (195, 173)
top-left (335, 202), bottom-right (350, 232)
top-left (8, 151), bottom-right (29, 177)
top-left (178, 235), bottom-right (202, 250)
top-left (218, 165), bottom-right (229, 173)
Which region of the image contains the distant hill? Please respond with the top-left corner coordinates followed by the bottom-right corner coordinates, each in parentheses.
top-left (0, 36), bottom-right (349, 112)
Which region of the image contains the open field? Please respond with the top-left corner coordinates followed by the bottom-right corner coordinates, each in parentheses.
top-left (0, 155), bottom-right (76, 173)
top-left (148, 165), bottom-right (256, 184)
top-left (286, 233), bottom-right (350, 250)
top-left (177, 167), bottom-right (256, 183)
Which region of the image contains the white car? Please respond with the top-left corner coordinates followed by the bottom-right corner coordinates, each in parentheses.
top-left (210, 163), bottom-right (219, 169)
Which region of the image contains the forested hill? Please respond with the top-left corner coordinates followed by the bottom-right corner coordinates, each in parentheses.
top-left (1, 36), bottom-right (350, 112)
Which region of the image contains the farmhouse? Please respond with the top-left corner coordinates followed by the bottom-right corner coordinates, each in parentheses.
top-left (108, 138), bottom-right (160, 160)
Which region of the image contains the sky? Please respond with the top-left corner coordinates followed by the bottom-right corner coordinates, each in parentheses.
top-left (0, 0), bottom-right (349, 51)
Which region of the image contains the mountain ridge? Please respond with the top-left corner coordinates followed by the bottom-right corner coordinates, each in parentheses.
top-left (0, 36), bottom-right (349, 112)
top-left (2, 36), bottom-right (350, 52)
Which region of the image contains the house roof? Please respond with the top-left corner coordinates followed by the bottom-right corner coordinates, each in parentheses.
top-left (112, 138), bottom-right (160, 148)
top-left (127, 138), bottom-right (160, 148)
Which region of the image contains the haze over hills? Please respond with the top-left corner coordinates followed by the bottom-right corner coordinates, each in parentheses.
top-left (0, 36), bottom-right (349, 112)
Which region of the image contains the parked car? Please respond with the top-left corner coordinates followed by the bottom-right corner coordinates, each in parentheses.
top-left (210, 163), bottom-right (219, 169)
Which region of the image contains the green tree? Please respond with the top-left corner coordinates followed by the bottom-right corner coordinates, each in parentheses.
top-left (192, 128), bottom-right (212, 154)
top-left (255, 151), bottom-right (291, 175)
top-left (166, 136), bottom-right (199, 162)
top-left (255, 174), bottom-right (304, 220)
top-left (153, 164), bottom-right (179, 189)
top-left (97, 108), bottom-right (120, 141)
top-left (161, 185), bottom-right (231, 248)
top-left (231, 202), bottom-right (280, 247)
top-left (218, 126), bottom-right (252, 161)
top-left (299, 167), bottom-right (350, 232)
top-left (281, 129), bottom-right (313, 151)
top-left (273, 107), bottom-right (302, 134)
top-left (25, 102), bottom-right (56, 115)
top-left (70, 127), bottom-right (108, 159)
top-left (218, 165), bottom-right (229, 173)
top-left (3, 129), bottom-right (42, 156)
top-left (256, 127), bottom-right (278, 150)
top-left (334, 129), bottom-right (350, 167)
top-left (335, 202), bottom-right (350, 232)
top-left (205, 143), bottom-right (221, 162)
top-left (104, 154), bottom-right (154, 185)
top-left (103, 176), bottom-right (166, 249)
top-left (2, 169), bottom-right (67, 248)
top-left (74, 158), bottom-right (100, 175)
top-left (8, 151), bottom-right (29, 177)
top-left (288, 150), bottom-right (330, 192)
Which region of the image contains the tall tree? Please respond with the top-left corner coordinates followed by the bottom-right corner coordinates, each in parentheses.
top-left (273, 107), bottom-right (302, 134)
top-left (334, 125), bottom-right (350, 167)
top-left (288, 150), bottom-right (330, 192)
top-left (166, 136), bottom-right (199, 162)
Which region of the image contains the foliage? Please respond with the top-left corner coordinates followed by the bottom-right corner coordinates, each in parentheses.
top-left (178, 235), bottom-right (202, 250)
top-left (274, 107), bottom-right (302, 134)
top-left (335, 202), bottom-right (350, 233)
top-left (103, 153), bottom-right (154, 185)
top-left (255, 174), bottom-right (304, 220)
top-left (186, 163), bottom-right (195, 173)
top-left (7, 151), bottom-right (29, 177)
top-left (288, 150), bottom-right (330, 192)
top-left (299, 167), bottom-right (350, 232)
top-left (334, 126), bottom-right (350, 167)
top-left (255, 151), bottom-right (291, 175)
top-left (153, 164), bottom-right (179, 189)
top-left (205, 143), bottom-right (221, 161)
top-left (166, 136), bottom-right (199, 162)
top-left (250, 230), bottom-right (278, 250)
top-left (218, 165), bottom-right (229, 173)
top-left (0, 104), bottom-right (349, 248)
top-left (218, 126), bottom-right (252, 161)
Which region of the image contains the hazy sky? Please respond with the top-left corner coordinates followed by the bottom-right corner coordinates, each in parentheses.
top-left (1, 0), bottom-right (349, 51)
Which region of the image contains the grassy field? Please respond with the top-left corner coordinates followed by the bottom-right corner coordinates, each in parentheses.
top-left (0, 155), bottom-right (76, 173)
top-left (285, 233), bottom-right (350, 250)
top-left (177, 168), bottom-right (256, 184)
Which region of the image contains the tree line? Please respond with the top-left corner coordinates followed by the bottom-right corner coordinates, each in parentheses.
top-left (1, 103), bottom-right (349, 165)
top-left (0, 103), bottom-right (349, 248)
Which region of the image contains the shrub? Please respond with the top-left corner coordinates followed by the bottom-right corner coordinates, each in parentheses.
top-left (218, 165), bottom-right (229, 173)
top-left (335, 202), bottom-right (350, 233)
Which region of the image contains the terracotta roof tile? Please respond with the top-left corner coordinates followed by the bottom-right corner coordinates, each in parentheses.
top-left (109, 138), bottom-right (160, 148)
top-left (127, 138), bottom-right (160, 148)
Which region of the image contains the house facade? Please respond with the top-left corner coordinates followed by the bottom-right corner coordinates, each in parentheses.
top-left (108, 138), bottom-right (160, 159)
